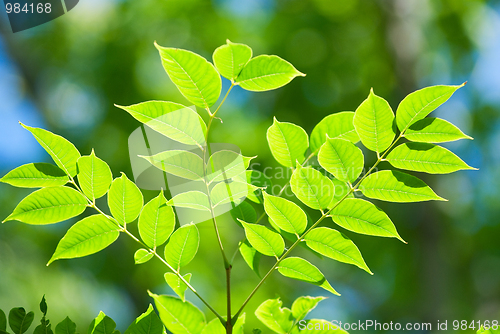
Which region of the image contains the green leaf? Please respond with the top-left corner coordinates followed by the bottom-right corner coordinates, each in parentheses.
top-left (318, 138), bottom-right (364, 183)
top-left (0, 309), bottom-right (6, 331)
top-left (396, 83), bottom-right (465, 132)
top-left (48, 215), bottom-right (120, 265)
top-left (164, 224), bottom-right (199, 270)
top-left (21, 123), bottom-right (81, 177)
top-left (267, 118), bottom-right (309, 168)
top-left (360, 170), bottom-right (445, 202)
top-left (233, 170), bottom-right (272, 204)
top-left (155, 43), bottom-right (221, 109)
top-left (353, 88), bottom-right (396, 153)
top-left (8, 308), bottom-right (34, 334)
top-left (403, 117), bottom-right (472, 143)
top-left (230, 202), bottom-right (257, 225)
top-left (290, 165), bottom-right (334, 210)
top-left (255, 298), bottom-right (293, 334)
top-left (477, 327), bottom-right (500, 334)
top-left (88, 312), bottom-right (116, 334)
top-left (149, 292), bottom-right (206, 334)
top-left (140, 150), bottom-right (204, 181)
top-left (33, 317), bottom-right (52, 334)
top-left (164, 273), bottom-right (192, 302)
top-left (3, 186), bottom-right (87, 225)
top-left (116, 101), bottom-right (207, 148)
top-left (124, 305), bottom-right (163, 334)
top-left (386, 142), bottom-right (476, 174)
top-left (277, 257), bottom-right (340, 295)
top-left (134, 249), bottom-right (154, 264)
top-left (40, 296), bottom-right (48, 316)
top-left (206, 150), bottom-right (253, 183)
top-left (0, 163), bottom-right (68, 188)
top-left (310, 112), bottom-right (359, 153)
top-left (168, 191), bottom-right (211, 212)
top-left (55, 317), bottom-right (76, 334)
top-left (296, 320), bottom-right (347, 333)
top-left (239, 239), bottom-right (261, 276)
top-left (213, 40), bottom-right (252, 81)
top-left (329, 198), bottom-right (405, 242)
top-left (291, 296), bottom-right (326, 322)
top-left (108, 173), bottom-right (143, 225)
top-left (327, 178), bottom-right (352, 209)
top-left (210, 181), bottom-right (259, 208)
top-left (138, 191), bottom-right (175, 249)
top-left (200, 319), bottom-right (224, 334)
top-left (263, 192), bottom-right (306, 235)
top-left (304, 227), bottom-right (372, 274)
top-left (241, 221), bottom-right (285, 258)
top-left (236, 55), bottom-right (305, 91)
top-left (77, 150), bottom-right (112, 200)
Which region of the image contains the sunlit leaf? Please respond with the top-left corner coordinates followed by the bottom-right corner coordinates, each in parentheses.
top-left (233, 170), bottom-right (272, 204)
top-left (55, 317), bottom-right (76, 334)
top-left (168, 191), bottom-right (211, 212)
top-left (140, 150), bottom-right (204, 181)
top-left (0, 163), bottom-right (68, 188)
top-left (164, 273), bottom-right (192, 302)
top-left (240, 221), bottom-right (285, 258)
top-left (200, 319), bottom-right (224, 334)
top-left (134, 249), bottom-right (154, 265)
top-left (403, 117), bottom-right (472, 143)
top-left (290, 165), bottom-right (334, 210)
top-left (291, 296), bottom-right (325, 322)
top-left (213, 40), bottom-right (252, 80)
top-left (88, 312), bottom-right (116, 334)
top-left (210, 181), bottom-right (258, 207)
top-left (318, 138), bottom-right (364, 183)
top-left (310, 112), bottom-right (359, 153)
top-left (263, 192), bottom-right (306, 235)
top-left (327, 178), bottom-right (352, 209)
top-left (239, 239), bottom-right (261, 276)
top-left (164, 224), bottom-right (199, 270)
top-left (206, 150), bottom-right (253, 183)
top-left (124, 305), bottom-right (163, 334)
top-left (255, 298), bottom-right (293, 334)
top-left (108, 173), bottom-right (143, 225)
top-left (138, 191), bottom-right (175, 249)
top-left (8, 308), bottom-right (34, 334)
top-left (267, 118), bottom-right (309, 168)
top-left (230, 201), bottom-right (257, 226)
top-left (77, 150), bottom-right (112, 200)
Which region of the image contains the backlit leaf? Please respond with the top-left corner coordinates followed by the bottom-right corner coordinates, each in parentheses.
top-left (310, 112), bottom-right (359, 153)
top-left (210, 181), bottom-right (258, 207)
top-left (263, 192), bottom-right (307, 235)
top-left (239, 239), bottom-right (261, 276)
top-left (290, 165), bottom-right (334, 210)
top-left (108, 173), bottom-right (143, 225)
top-left (267, 118), bottom-right (309, 168)
top-left (164, 273), bottom-right (192, 302)
top-left (318, 138), bottom-right (364, 183)
top-left (0, 163), bottom-right (68, 188)
top-left (124, 304), bottom-right (163, 334)
top-left (164, 224), bottom-right (199, 270)
top-left (213, 40), bottom-right (252, 80)
top-left (77, 150), bottom-right (112, 200)
top-left (255, 299), bottom-right (293, 334)
top-left (168, 191), bottom-right (211, 212)
top-left (240, 221), bottom-right (285, 258)
top-left (138, 191), bottom-right (175, 249)
top-left (206, 150), bottom-right (253, 183)
top-left (134, 249), bottom-right (154, 265)
top-left (140, 150), bottom-right (204, 181)
top-left (88, 312), bottom-right (116, 334)
top-left (230, 201), bottom-right (257, 225)
top-left (404, 117), bottom-right (472, 143)
top-left (291, 296), bottom-right (326, 322)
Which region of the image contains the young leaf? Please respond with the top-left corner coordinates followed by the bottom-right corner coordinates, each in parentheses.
top-left (167, 191), bottom-right (211, 212)
top-left (386, 143), bottom-right (476, 174)
top-left (310, 112), bottom-right (359, 153)
top-left (155, 43), bottom-right (221, 109)
top-left (403, 117), bottom-right (472, 143)
top-left (267, 118), bottom-right (309, 168)
top-left (263, 192), bottom-right (307, 235)
top-left (290, 296), bottom-right (326, 322)
top-left (33, 317), bottom-right (52, 334)
top-left (20, 123), bottom-right (81, 177)
top-left (210, 181), bottom-right (258, 208)
top-left (164, 224), bottom-right (199, 270)
top-left (290, 165), bottom-right (334, 210)
top-left (124, 304), bottom-right (163, 334)
top-left (39, 296), bottom-right (48, 316)
top-left (0, 309), bottom-right (6, 332)
top-left (138, 191), bottom-right (175, 249)
top-left (255, 298), bottom-right (293, 334)
top-left (396, 83), bottom-right (465, 132)
top-left (304, 227), bottom-right (372, 274)
top-left (77, 150), bottom-right (112, 201)
top-left (230, 201), bottom-right (257, 225)
top-left (3, 186), bottom-right (87, 225)
top-left (318, 138), bottom-right (364, 183)
top-left (116, 101), bottom-right (207, 148)
top-left (108, 173), bottom-right (143, 225)
top-left (200, 319), bottom-right (224, 334)
top-left (360, 170), bottom-right (445, 202)
top-left (88, 312), bottom-right (116, 334)
top-left (55, 317), bottom-right (76, 334)
top-left (134, 249), bottom-right (154, 265)
top-left (0, 163), bottom-right (68, 188)
top-left (239, 239), bottom-right (261, 276)
top-left (140, 150), bottom-right (204, 181)
top-left (206, 150), bottom-right (253, 183)
top-left (213, 40), bottom-right (252, 81)
top-left (235, 55), bottom-right (305, 91)
top-left (330, 198), bottom-right (405, 242)
top-left (164, 273), bottom-right (192, 302)
top-left (240, 221), bottom-right (285, 258)
top-left (353, 89), bottom-right (396, 153)
top-left (277, 257), bottom-right (340, 295)
top-left (148, 292), bottom-right (206, 334)
top-left (48, 215), bottom-right (120, 265)
top-left (8, 308), bottom-right (34, 334)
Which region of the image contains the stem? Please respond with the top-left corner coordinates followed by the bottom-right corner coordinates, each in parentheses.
top-left (225, 265), bottom-right (233, 334)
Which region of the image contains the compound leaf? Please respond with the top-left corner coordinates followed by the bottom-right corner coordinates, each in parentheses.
top-left (255, 299), bottom-right (293, 334)
top-left (291, 296), bottom-right (326, 322)
top-left (310, 112), bottom-right (359, 153)
top-left (318, 138), bottom-right (364, 183)
top-left (213, 40), bottom-right (252, 80)
top-left (124, 304), bottom-right (163, 334)
top-left (168, 191), bottom-right (211, 212)
top-left (267, 118), bottom-right (309, 168)
top-left (240, 221), bottom-right (284, 258)
top-left (164, 224), bottom-right (199, 270)
top-left (164, 273), bottom-right (192, 302)
top-left (138, 191), bottom-right (175, 249)
top-left (290, 165), bottom-right (334, 210)
top-left (8, 308), bottom-right (34, 334)
top-left (0, 163), bottom-right (68, 188)
top-left (77, 150), bottom-right (112, 200)
top-left (55, 317), bottom-right (76, 334)
top-left (149, 293), bottom-right (205, 334)
top-left (108, 173), bottom-right (143, 225)
top-left (140, 150), bottom-right (204, 181)
top-left (404, 117), bottom-right (472, 143)
top-left (263, 192), bottom-right (307, 235)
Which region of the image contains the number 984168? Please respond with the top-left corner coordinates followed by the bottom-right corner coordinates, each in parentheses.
top-left (5, 2), bottom-right (51, 14)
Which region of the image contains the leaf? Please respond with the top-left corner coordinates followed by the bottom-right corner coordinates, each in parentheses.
top-left (290, 165), bottom-right (334, 210)
top-left (108, 173), bottom-right (143, 225)
top-left (116, 101), bottom-right (207, 148)
top-left (40, 296), bottom-right (48, 316)
top-left (353, 88), bottom-right (396, 153)
top-left (477, 327), bottom-right (500, 334)
top-left (236, 55), bottom-right (305, 91)
top-left (386, 142), bottom-right (476, 174)
top-left (55, 317), bottom-right (76, 334)
top-left (360, 170), bottom-right (445, 202)
top-left (327, 178), bottom-right (352, 209)
top-left (48, 215), bottom-right (121, 265)
top-left (167, 191), bottom-right (211, 212)
top-left (241, 221), bottom-right (285, 258)
top-left (206, 150), bottom-right (253, 183)
top-left (155, 43), bottom-right (221, 109)
top-left (134, 249), bottom-right (154, 264)
top-left (164, 224), bottom-right (199, 270)
top-left (0, 309), bottom-right (6, 331)
top-left (140, 150), bottom-right (204, 181)
top-left (210, 181), bottom-right (258, 208)
top-left (318, 138), bottom-right (364, 183)
top-left (148, 292), bottom-right (206, 334)
top-left (267, 118), bottom-right (309, 168)
top-left (77, 150), bottom-right (112, 200)
top-left (291, 296), bottom-right (326, 322)
top-left (0, 163), bottom-right (68, 188)
top-left (403, 117), bottom-right (472, 143)
top-left (304, 227), bottom-right (372, 274)
top-left (33, 318), bottom-right (52, 334)
top-left (296, 319), bottom-right (347, 333)
top-left (263, 192), bottom-right (307, 235)
top-left (329, 198), bottom-right (405, 242)
top-left (124, 305), bottom-right (163, 334)
top-left (233, 314), bottom-right (246, 334)
top-left (213, 40), bottom-right (252, 81)
top-left (233, 170), bottom-right (272, 204)
top-left (310, 112), bottom-right (359, 153)
top-left (239, 239), bottom-right (261, 276)
top-left (3, 186), bottom-right (87, 225)
top-left (8, 308), bottom-right (34, 334)
top-left (396, 83), bottom-right (465, 132)
top-left (230, 202), bottom-right (257, 225)
top-left (164, 273), bottom-right (192, 302)
top-left (138, 191), bottom-right (175, 249)
top-left (88, 312), bottom-right (116, 334)
top-left (21, 123), bottom-right (81, 177)
top-left (255, 298), bottom-right (293, 334)
top-left (200, 319), bottom-right (224, 334)
top-left (277, 257), bottom-right (340, 295)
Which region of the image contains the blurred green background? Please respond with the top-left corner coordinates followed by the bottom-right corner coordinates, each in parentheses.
top-left (1, 0), bottom-right (499, 332)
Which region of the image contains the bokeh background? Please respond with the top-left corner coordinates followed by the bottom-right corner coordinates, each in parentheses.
top-left (1, 0), bottom-right (499, 332)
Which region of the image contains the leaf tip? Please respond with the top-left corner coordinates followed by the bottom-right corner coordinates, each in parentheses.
top-left (460, 81), bottom-right (467, 87)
